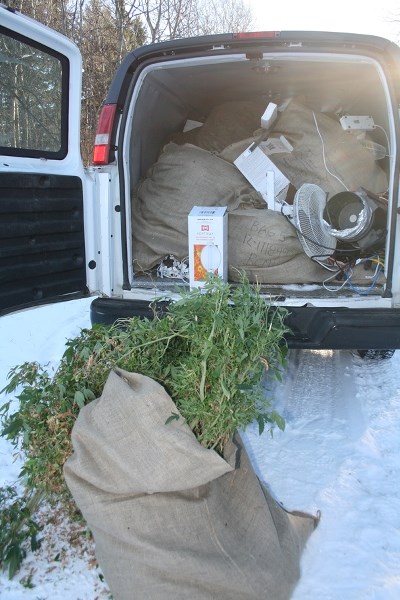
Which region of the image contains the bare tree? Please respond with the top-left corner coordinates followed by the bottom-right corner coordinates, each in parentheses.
top-left (8, 0), bottom-right (85, 37)
top-left (9, 0), bottom-right (254, 162)
top-left (137, 0), bottom-right (253, 42)
top-left (194, 0), bottom-right (254, 35)
top-left (108, 0), bottom-right (145, 59)
top-left (79, 0), bottom-right (146, 162)
top-left (164, 0), bottom-right (197, 39)
top-left (136, 0), bottom-right (168, 42)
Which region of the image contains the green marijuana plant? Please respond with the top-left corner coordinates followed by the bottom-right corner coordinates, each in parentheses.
top-left (1, 276), bottom-right (289, 501)
top-left (0, 486), bottom-right (42, 579)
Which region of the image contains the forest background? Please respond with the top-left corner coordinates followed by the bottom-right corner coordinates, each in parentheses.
top-left (7, 0), bottom-right (254, 163)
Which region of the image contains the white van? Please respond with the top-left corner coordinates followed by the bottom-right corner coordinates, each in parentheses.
top-left (1, 4), bottom-right (400, 353)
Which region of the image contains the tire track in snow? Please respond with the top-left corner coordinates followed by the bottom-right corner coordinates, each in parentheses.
top-left (242, 349), bottom-right (400, 599)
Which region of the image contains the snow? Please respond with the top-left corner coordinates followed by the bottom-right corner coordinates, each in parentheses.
top-left (1, 298), bottom-right (400, 598)
top-left (0, 298), bottom-right (111, 599)
top-left (242, 349), bottom-right (400, 599)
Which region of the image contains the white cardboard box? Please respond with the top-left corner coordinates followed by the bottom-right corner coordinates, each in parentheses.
top-left (188, 206), bottom-right (227, 289)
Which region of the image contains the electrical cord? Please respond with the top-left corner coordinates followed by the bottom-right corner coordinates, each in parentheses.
top-left (323, 266), bottom-right (351, 292)
top-left (279, 111), bottom-right (388, 282)
top-left (323, 255), bottom-right (384, 294)
top-left (344, 262), bottom-right (383, 295)
top-left (313, 112), bottom-right (349, 192)
top-left (373, 124), bottom-right (391, 158)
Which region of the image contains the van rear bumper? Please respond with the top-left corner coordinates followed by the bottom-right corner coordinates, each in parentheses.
top-left (285, 306), bottom-right (400, 349)
top-left (90, 298), bottom-right (400, 350)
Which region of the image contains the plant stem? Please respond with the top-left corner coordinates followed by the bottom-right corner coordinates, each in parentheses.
top-left (199, 292), bottom-right (223, 402)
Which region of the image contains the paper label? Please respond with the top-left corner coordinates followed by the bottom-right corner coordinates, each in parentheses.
top-left (183, 119), bottom-right (204, 132)
top-left (260, 135), bottom-right (293, 155)
top-left (234, 143), bottom-right (290, 207)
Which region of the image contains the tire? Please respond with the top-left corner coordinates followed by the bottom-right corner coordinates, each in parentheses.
top-left (356, 349), bottom-right (396, 360)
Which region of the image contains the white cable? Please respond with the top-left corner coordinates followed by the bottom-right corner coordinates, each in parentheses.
top-left (313, 112), bottom-right (349, 191)
top-left (370, 124), bottom-right (390, 193)
top-left (323, 256), bottom-right (382, 293)
top-left (363, 260), bottom-right (381, 280)
top-left (314, 258), bottom-right (340, 272)
top-left (373, 124), bottom-right (391, 158)
top-left (322, 268), bottom-right (350, 292)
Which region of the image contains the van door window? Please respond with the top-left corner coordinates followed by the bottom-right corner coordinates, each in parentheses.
top-left (0, 27), bottom-right (68, 159)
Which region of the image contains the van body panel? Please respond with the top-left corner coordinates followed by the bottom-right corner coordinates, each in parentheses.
top-left (1, 4), bottom-right (400, 349)
top-left (0, 7), bottom-right (97, 312)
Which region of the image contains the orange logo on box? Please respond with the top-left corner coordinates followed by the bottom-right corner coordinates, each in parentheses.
top-left (193, 244), bottom-right (220, 281)
top-left (194, 244), bottom-right (207, 280)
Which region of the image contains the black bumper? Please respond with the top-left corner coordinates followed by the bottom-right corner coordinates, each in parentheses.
top-left (90, 298), bottom-right (400, 351)
top-left (286, 306), bottom-right (400, 349)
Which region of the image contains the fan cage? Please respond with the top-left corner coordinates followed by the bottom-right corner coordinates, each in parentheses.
top-left (293, 184), bottom-right (337, 266)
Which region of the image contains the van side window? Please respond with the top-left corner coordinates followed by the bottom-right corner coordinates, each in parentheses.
top-left (0, 28), bottom-right (68, 159)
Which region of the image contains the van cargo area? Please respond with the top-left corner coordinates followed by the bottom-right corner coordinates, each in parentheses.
top-left (2, 11), bottom-right (400, 349)
top-left (122, 44), bottom-right (398, 308)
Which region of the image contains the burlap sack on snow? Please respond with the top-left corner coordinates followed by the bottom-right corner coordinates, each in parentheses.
top-left (64, 368), bottom-right (317, 600)
top-left (220, 98), bottom-right (389, 197)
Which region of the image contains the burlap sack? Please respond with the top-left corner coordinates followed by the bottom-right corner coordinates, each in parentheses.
top-left (64, 368), bottom-right (317, 600)
top-left (228, 208), bottom-right (329, 283)
top-left (132, 99), bottom-right (388, 283)
top-left (132, 142), bottom-right (264, 272)
top-left (220, 98), bottom-right (389, 197)
top-left (168, 100), bottom-right (266, 151)
top-left (195, 99), bottom-right (267, 152)
top-left (132, 141), bottom-right (346, 283)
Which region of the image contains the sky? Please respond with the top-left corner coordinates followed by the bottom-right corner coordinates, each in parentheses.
top-left (247, 0), bottom-right (400, 42)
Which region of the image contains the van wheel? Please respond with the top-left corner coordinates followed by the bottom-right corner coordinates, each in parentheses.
top-left (356, 349), bottom-right (395, 360)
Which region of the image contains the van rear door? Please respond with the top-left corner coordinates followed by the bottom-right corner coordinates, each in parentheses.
top-left (0, 6), bottom-right (89, 315)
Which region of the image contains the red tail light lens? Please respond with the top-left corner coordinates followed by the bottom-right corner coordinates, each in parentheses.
top-left (92, 103), bottom-right (118, 165)
top-left (233, 31), bottom-right (280, 39)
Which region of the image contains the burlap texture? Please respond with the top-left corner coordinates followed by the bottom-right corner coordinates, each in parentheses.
top-left (132, 98), bottom-right (388, 284)
top-left (227, 208), bottom-right (328, 283)
top-left (132, 142), bottom-right (265, 272)
top-left (168, 99), bottom-right (266, 151)
top-left (64, 368), bottom-right (317, 600)
top-left (195, 99), bottom-right (267, 152)
top-left (131, 142), bottom-right (330, 282)
top-left (220, 99), bottom-right (388, 198)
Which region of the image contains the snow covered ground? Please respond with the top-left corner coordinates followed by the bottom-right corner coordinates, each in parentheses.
top-left (0, 298), bottom-right (400, 599)
top-left (243, 349), bottom-right (400, 600)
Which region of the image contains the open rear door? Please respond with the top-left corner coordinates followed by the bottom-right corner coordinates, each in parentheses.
top-left (0, 7), bottom-right (87, 314)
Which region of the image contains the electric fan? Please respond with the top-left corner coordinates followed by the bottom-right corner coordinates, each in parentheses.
top-left (323, 188), bottom-right (387, 251)
top-left (287, 183), bottom-right (337, 267)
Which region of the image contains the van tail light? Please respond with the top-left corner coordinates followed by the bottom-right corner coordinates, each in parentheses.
top-left (92, 103), bottom-right (118, 165)
top-left (233, 31), bottom-right (280, 39)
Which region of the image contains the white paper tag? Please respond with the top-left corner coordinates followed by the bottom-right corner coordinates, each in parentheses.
top-left (183, 119), bottom-right (204, 132)
top-left (234, 143), bottom-right (290, 208)
top-left (260, 135), bottom-right (293, 155)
